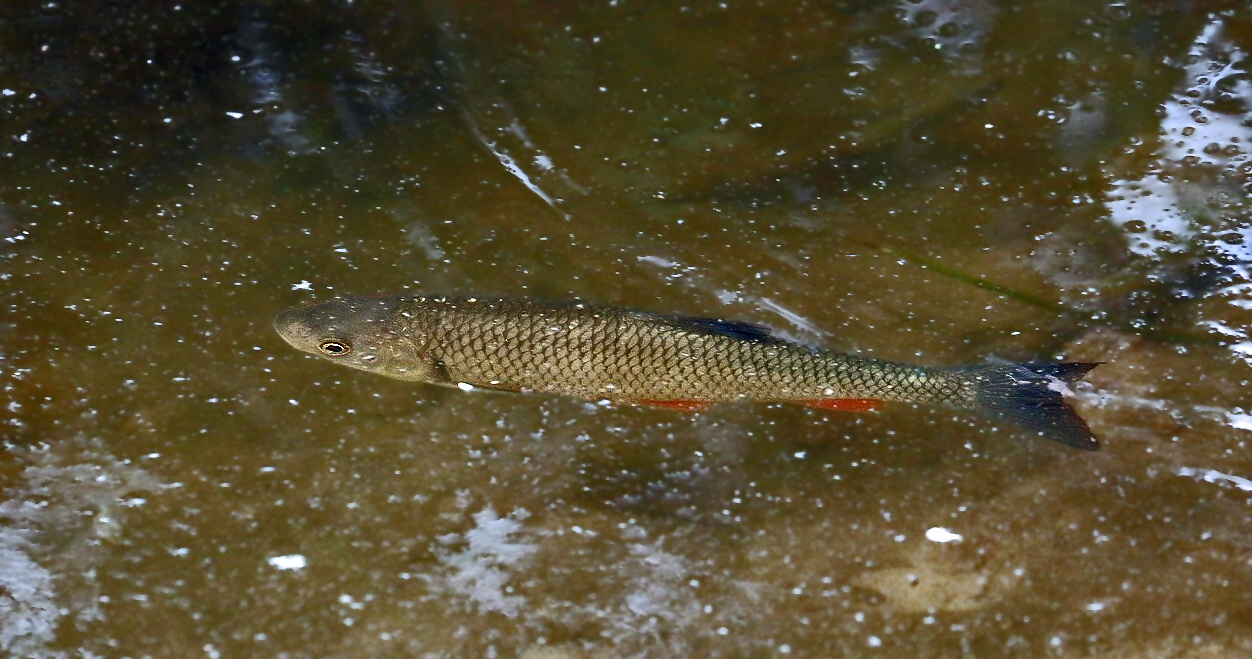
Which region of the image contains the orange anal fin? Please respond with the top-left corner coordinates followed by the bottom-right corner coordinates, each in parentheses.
top-left (799, 398), bottom-right (884, 412)
top-left (634, 399), bottom-right (714, 413)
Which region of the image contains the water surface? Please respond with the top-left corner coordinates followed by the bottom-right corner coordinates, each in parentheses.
top-left (3, 1), bottom-right (1251, 656)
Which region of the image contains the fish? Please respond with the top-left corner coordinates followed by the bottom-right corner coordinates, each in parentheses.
top-left (274, 295), bottom-right (1100, 450)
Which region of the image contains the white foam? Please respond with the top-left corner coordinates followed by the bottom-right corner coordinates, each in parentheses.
top-left (268, 555), bottom-right (306, 570)
top-left (1044, 375), bottom-right (1075, 397)
top-left (428, 508), bottom-right (537, 617)
top-left (925, 527), bottom-right (963, 543)
top-left (1229, 413), bottom-right (1252, 431)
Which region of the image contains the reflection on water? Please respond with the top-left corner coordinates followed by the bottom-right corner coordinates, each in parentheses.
top-left (1105, 16), bottom-right (1249, 265)
top-left (0, 438), bottom-right (159, 655)
top-left (1103, 14), bottom-right (1252, 370)
top-left (3, 0), bottom-right (1252, 656)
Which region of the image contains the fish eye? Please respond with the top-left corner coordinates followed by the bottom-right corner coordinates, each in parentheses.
top-left (318, 340), bottom-right (351, 356)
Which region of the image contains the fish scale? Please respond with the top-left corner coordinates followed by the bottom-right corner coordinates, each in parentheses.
top-left (381, 297), bottom-right (951, 404)
top-left (274, 295), bottom-right (1101, 449)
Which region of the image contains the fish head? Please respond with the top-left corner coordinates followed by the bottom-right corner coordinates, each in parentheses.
top-left (273, 297), bottom-right (441, 382)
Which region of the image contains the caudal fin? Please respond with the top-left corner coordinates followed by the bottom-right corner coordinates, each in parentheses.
top-left (959, 363), bottom-right (1100, 450)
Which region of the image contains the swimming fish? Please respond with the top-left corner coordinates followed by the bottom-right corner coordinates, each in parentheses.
top-left (274, 296), bottom-right (1100, 449)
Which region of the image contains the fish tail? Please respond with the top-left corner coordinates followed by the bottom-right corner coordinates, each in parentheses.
top-left (955, 363), bottom-right (1100, 450)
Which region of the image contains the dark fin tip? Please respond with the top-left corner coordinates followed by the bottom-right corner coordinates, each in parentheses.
top-left (966, 363), bottom-right (1100, 450)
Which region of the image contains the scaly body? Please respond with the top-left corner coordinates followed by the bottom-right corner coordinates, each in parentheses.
top-left (274, 295), bottom-right (1099, 449)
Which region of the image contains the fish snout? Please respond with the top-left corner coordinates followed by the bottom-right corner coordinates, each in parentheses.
top-left (273, 307), bottom-right (315, 348)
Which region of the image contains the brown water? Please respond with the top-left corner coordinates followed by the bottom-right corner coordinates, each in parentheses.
top-left (3, 1), bottom-right (1251, 656)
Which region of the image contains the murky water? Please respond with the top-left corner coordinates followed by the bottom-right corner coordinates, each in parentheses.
top-left (3, 1), bottom-right (1251, 656)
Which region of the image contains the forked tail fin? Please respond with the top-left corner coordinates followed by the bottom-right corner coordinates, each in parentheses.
top-left (958, 363), bottom-right (1100, 450)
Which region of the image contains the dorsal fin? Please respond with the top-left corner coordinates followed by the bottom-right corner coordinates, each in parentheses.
top-left (650, 313), bottom-right (783, 344)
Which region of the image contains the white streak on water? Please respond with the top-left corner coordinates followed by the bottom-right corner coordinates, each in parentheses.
top-left (1178, 467), bottom-right (1252, 492)
top-left (752, 296), bottom-right (828, 338)
top-left (1076, 390), bottom-right (1170, 411)
top-left (461, 111), bottom-right (580, 218)
top-left (634, 255), bottom-right (829, 342)
top-left (503, 118), bottom-right (588, 193)
top-left (480, 137), bottom-right (561, 211)
top-left (1228, 413), bottom-right (1252, 431)
top-left (1202, 319), bottom-right (1246, 338)
top-left (1201, 321), bottom-right (1252, 367)
top-left (641, 256), bottom-right (681, 270)
top-left (637, 255), bottom-right (679, 268)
